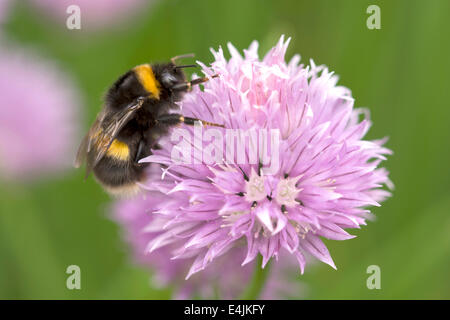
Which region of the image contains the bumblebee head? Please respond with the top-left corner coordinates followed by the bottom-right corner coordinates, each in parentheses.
top-left (106, 63), bottom-right (187, 111)
top-left (152, 62), bottom-right (196, 102)
top-left (105, 58), bottom-right (215, 112)
top-left (162, 64), bottom-right (189, 88)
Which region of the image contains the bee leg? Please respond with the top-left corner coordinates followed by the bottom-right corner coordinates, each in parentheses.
top-left (171, 74), bottom-right (219, 92)
top-left (135, 139), bottom-right (146, 163)
top-left (156, 113), bottom-right (224, 128)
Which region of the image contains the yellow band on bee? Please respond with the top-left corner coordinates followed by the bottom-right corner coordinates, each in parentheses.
top-left (134, 64), bottom-right (160, 99)
top-left (107, 139), bottom-right (130, 161)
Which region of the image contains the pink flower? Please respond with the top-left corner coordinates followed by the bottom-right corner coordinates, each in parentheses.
top-left (0, 0), bottom-right (10, 24)
top-left (0, 42), bottom-right (81, 180)
top-left (28, 0), bottom-right (150, 30)
top-left (137, 36), bottom-right (392, 278)
top-left (113, 180), bottom-right (304, 299)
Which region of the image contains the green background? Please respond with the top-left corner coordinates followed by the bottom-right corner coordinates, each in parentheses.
top-left (1, 0), bottom-right (449, 299)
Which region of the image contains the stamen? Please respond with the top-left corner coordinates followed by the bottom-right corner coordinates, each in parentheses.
top-left (275, 175), bottom-right (303, 207)
top-left (245, 169), bottom-right (266, 202)
top-left (238, 166), bottom-right (249, 181)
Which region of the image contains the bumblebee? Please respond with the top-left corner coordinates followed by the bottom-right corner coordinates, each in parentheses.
top-left (75, 54), bottom-right (223, 197)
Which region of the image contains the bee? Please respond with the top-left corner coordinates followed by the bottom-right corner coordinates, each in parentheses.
top-left (75, 54), bottom-right (223, 197)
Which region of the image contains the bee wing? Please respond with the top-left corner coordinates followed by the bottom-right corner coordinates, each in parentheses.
top-left (74, 134), bottom-right (89, 169)
top-left (74, 113), bottom-right (105, 177)
top-left (74, 98), bottom-right (145, 177)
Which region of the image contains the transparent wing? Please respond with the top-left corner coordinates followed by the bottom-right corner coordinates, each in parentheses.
top-left (74, 98), bottom-right (145, 177)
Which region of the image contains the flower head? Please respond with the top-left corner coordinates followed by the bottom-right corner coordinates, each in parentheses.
top-left (137, 36), bottom-right (392, 278)
top-left (0, 42), bottom-right (80, 180)
top-left (113, 183), bottom-right (303, 299)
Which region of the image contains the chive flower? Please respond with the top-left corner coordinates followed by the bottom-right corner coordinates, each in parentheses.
top-left (125, 36), bottom-right (392, 280)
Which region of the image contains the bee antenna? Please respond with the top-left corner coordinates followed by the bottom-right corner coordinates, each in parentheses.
top-left (171, 53), bottom-right (195, 64)
top-left (171, 74), bottom-right (219, 92)
top-left (175, 64), bottom-right (197, 69)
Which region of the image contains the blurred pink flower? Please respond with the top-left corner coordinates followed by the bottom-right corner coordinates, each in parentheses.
top-left (29, 0), bottom-right (150, 30)
top-left (0, 42), bottom-right (80, 180)
top-left (137, 36), bottom-right (392, 278)
top-left (113, 181), bottom-right (304, 299)
top-left (0, 0), bottom-right (10, 24)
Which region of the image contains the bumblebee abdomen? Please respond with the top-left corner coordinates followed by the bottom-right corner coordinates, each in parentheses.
top-left (106, 139), bottom-right (130, 161)
top-left (93, 155), bottom-right (147, 196)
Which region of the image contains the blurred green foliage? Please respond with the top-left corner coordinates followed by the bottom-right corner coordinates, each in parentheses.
top-left (0, 0), bottom-right (449, 299)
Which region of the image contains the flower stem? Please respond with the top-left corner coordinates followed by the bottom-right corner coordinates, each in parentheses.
top-left (239, 255), bottom-right (271, 300)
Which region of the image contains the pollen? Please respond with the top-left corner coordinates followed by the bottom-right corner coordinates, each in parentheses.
top-left (275, 175), bottom-right (303, 208)
top-left (244, 168), bottom-right (267, 202)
